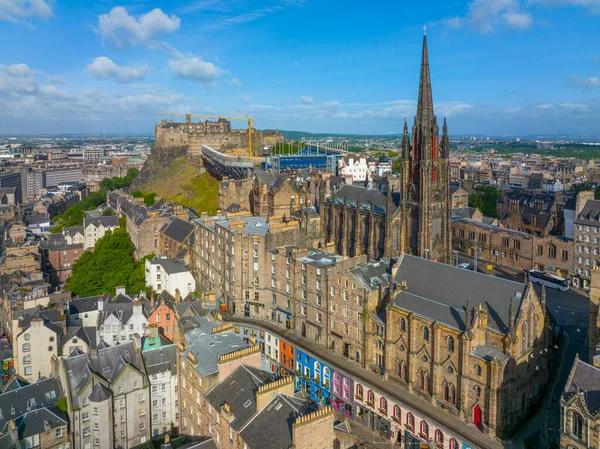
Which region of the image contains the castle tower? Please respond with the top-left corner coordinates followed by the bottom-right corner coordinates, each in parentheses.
top-left (400, 32), bottom-right (451, 263)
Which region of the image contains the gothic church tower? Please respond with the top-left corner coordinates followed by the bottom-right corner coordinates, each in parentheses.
top-left (399, 32), bottom-right (451, 263)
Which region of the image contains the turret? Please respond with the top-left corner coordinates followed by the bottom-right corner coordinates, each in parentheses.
top-left (441, 117), bottom-right (450, 158)
top-left (401, 118), bottom-right (411, 161)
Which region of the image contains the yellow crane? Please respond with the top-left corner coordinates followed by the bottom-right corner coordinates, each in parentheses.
top-left (155, 112), bottom-right (256, 157)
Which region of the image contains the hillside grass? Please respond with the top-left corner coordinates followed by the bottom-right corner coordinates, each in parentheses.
top-left (141, 156), bottom-right (219, 214)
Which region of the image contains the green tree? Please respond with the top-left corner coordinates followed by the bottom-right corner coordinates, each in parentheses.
top-left (595, 185), bottom-right (600, 200)
top-left (102, 208), bottom-right (115, 216)
top-left (469, 186), bottom-right (500, 218)
top-left (143, 192), bottom-right (157, 207)
top-left (66, 229), bottom-right (151, 297)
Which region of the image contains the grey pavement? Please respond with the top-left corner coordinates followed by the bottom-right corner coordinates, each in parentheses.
top-left (224, 315), bottom-right (504, 449)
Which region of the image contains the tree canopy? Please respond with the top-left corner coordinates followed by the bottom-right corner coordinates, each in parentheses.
top-left (468, 185), bottom-right (501, 218)
top-left (66, 229), bottom-right (152, 297)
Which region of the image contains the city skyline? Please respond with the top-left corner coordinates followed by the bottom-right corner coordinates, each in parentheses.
top-left (0, 0), bottom-right (599, 136)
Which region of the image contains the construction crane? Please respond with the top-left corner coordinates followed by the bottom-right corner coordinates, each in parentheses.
top-left (155, 112), bottom-right (256, 157)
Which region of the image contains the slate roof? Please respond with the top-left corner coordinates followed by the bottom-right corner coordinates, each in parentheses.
top-left (296, 249), bottom-right (342, 269)
top-left (391, 254), bottom-right (527, 333)
top-left (160, 216), bottom-right (194, 243)
top-left (183, 318), bottom-right (250, 377)
top-left (63, 326), bottom-right (97, 349)
top-left (195, 216), bottom-right (270, 236)
top-left (564, 358), bottom-right (600, 415)
top-left (39, 233), bottom-right (83, 251)
top-left (327, 184), bottom-right (400, 215)
top-left (88, 383), bottom-right (111, 403)
top-left (238, 394), bottom-right (317, 449)
top-left (84, 215), bottom-right (119, 228)
top-left (451, 207), bottom-right (477, 219)
top-left (98, 294), bottom-right (150, 327)
top-left (143, 344), bottom-right (177, 377)
top-left (69, 294), bottom-right (106, 315)
top-left (576, 199), bottom-right (600, 225)
top-left (349, 259), bottom-right (393, 291)
top-left (205, 365), bottom-right (272, 431)
top-left (63, 341), bottom-right (144, 408)
top-left (150, 258), bottom-right (190, 274)
top-left (0, 377), bottom-right (66, 439)
top-left (63, 226), bottom-right (84, 237)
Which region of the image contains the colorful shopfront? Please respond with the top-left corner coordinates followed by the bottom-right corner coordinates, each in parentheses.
top-left (331, 369), bottom-right (354, 419)
top-left (294, 347), bottom-right (332, 406)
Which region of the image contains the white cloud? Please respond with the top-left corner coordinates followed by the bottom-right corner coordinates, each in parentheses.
top-left (439, 0), bottom-right (532, 34)
top-left (241, 94), bottom-right (251, 103)
top-left (0, 0), bottom-right (53, 24)
top-left (0, 63), bottom-right (186, 128)
top-left (300, 96), bottom-right (314, 105)
top-left (231, 78), bottom-right (241, 86)
top-left (167, 53), bottom-right (225, 86)
top-left (569, 75), bottom-right (600, 88)
top-left (97, 7), bottom-right (180, 48)
top-left (529, 0), bottom-right (600, 9)
top-left (87, 57), bottom-right (149, 84)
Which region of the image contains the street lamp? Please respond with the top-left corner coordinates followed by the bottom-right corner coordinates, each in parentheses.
top-left (452, 250), bottom-right (459, 267)
top-left (471, 246), bottom-right (478, 272)
top-left (424, 249), bottom-right (429, 260)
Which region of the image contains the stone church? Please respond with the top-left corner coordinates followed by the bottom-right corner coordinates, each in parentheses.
top-left (319, 34), bottom-right (451, 263)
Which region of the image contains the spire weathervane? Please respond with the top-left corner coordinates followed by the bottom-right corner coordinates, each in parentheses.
top-left (423, 25), bottom-right (427, 36)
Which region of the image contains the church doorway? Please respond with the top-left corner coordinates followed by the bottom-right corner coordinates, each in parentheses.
top-left (473, 405), bottom-right (482, 427)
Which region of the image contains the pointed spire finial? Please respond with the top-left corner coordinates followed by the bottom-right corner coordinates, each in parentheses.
top-left (423, 25), bottom-right (427, 36)
top-left (415, 29), bottom-right (434, 132)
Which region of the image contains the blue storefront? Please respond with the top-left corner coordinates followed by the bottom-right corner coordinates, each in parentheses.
top-left (294, 347), bottom-right (332, 406)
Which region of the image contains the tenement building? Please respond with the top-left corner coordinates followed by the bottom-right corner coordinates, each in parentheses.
top-left (192, 213), bottom-right (305, 314)
top-left (573, 198), bottom-right (600, 289)
top-left (320, 34), bottom-right (451, 263)
top-left (384, 255), bottom-right (554, 438)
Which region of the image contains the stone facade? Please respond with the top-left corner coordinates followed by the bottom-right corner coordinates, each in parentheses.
top-left (218, 177), bottom-right (253, 213)
top-left (452, 218), bottom-right (573, 277)
top-left (154, 117), bottom-right (281, 153)
top-left (559, 356), bottom-right (600, 449)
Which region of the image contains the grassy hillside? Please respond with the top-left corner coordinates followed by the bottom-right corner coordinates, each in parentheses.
top-left (141, 156), bottom-right (219, 214)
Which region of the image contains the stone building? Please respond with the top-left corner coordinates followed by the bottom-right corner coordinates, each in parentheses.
top-left (83, 215), bottom-right (119, 250)
top-left (573, 198), bottom-right (600, 289)
top-left (383, 255), bottom-right (554, 438)
top-left (177, 317), bottom-right (260, 437)
top-left (192, 213), bottom-right (305, 315)
top-left (319, 35), bottom-right (451, 263)
top-left (145, 258), bottom-right (195, 298)
top-left (97, 288), bottom-right (149, 345)
top-left (452, 217), bottom-right (573, 278)
top-left (0, 377), bottom-right (70, 449)
top-left (158, 216), bottom-right (195, 265)
top-left (588, 266), bottom-right (600, 366)
top-left (13, 313), bottom-right (62, 383)
top-left (58, 341), bottom-right (151, 449)
top-left (141, 328), bottom-right (179, 438)
top-left (218, 177), bottom-right (253, 213)
top-left (497, 192), bottom-right (559, 237)
top-left (154, 117), bottom-right (280, 153)
top-left (450, 185), bottom-right (470, 208)
top-left (126, 201), bottom-right (188, 259)
top-left (559, 356), bottom-right (600, 449)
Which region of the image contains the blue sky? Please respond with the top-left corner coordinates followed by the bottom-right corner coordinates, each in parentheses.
top-left (0, 0), bottom-right (599, 137)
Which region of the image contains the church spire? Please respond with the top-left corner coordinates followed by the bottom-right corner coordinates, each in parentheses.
top-left (415, 33), bottom-right (435, 131)
top-left (401, 117), bottom-right (410, 160)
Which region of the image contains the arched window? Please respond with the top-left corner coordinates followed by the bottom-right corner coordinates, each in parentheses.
top-left (367, 390), bottom-right (375, 404)
top-left (443, 384), bottom-right (449, 402)
top-left (423, 326), bottom-right (430, 342)
top-left (400, 317), bottom-right (406, 332)
top-left (450, 385), bottom-right (456, 404)
top-left (333, 372), bottom-right (340, 382)
top-left (450, 438), bottom-right (459, 449)
top-left (343, 377), bottom-right (349, 388)
top-left (420, 421), bottom-right (429, 438)
top-left (323, 367), bottom-right (330, 380)
top-left (521, 321), bottom-right (530, 354)
top-left (393, 405), bottom-right (401, 419)
top-left (474, 385), bottom-right (481, 397)
top-left (380, 397), bottom-right (387, 412)
top-left (475, 365), bottom-right (482, 376)
top-left (572, 412), bottom-right (584, 439)
top-left (406, 413), bottom-right (414, 430)
top-left (420, 371), bottom-right (430, 392)
top-left (420, 372), bottom-right (425, 390)
top-left (356, 384), bottom-right (363, 398)
top-left (447, 336), bottom-right (455, 352)
top-left (314, 361), bottom-right (321, 383)
top-left (435, 430), bottom-right (444, 444)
